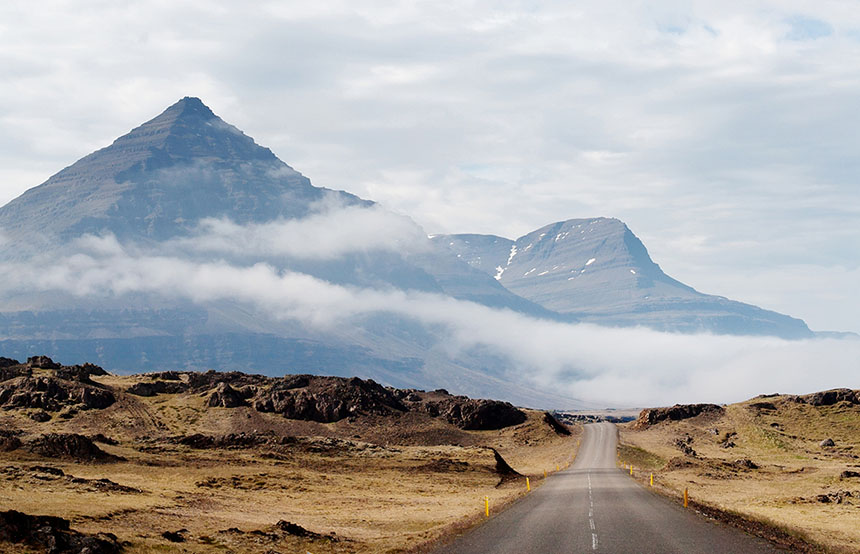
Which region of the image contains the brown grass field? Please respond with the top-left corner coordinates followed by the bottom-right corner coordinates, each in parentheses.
top-left (618, 392), bottom-right (860, 553)
top-left (0, 370), bottom-right (580, 553)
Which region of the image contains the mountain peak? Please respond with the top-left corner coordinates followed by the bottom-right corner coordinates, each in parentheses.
top-left (159, 96), bottom-right (218, 121)
top-left (0, 97), bottom-right (318, 246)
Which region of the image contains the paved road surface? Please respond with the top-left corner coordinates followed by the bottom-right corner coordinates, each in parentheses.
top-left (434, 422), bottom-right (782, 553)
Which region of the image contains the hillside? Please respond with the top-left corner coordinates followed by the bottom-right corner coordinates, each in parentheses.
top-left (619, 389), bottom-right (860, 552)
top-left (0, 355), bottom-right (579, 553)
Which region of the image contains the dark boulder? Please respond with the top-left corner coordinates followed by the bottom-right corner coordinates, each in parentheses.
top-left (634, 404), bottom-right (724, 429)
top-left (802, 389), bottom-right (859, 406)
top-left (26, 356), bottom-right (61, 370)
top-left (55, 363), bottom-right (108, 383)
top-left (0, 509), bottom-right (121, 553)
top-left (126, 380), bottom-right (187, 397)
top-left (440, 399), bottom-right (527, 430)
top-left (0, 430), bottom-right (22, 452)
top-left (543, 412), bottom-right (572, 435)
top-left (253, 376), bottom-right (405, 423)
top-left (207, 382), bottom-right (246, 408)
top-left (0, 377), bottom-right (115, 412)
top-left (30, 410), bottom-right (51, 422)
top-left (27, 433), bottom-right (123, 463)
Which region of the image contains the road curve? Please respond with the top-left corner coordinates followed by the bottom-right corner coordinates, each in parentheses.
top-left (433, 422), bottom-right (782, 553)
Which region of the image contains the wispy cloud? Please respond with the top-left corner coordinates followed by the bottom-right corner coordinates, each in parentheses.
top-left (2, 220), bottom-right (857, 407)
top-left (168, 201), bottom-right (430, 261)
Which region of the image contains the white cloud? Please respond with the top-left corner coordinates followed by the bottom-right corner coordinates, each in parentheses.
top-left (2, 228), bottom-right (858, 407)
top-left (167, 201), bottom-right (430, 260)
top-left (0, 0), bottom-right (858, 334)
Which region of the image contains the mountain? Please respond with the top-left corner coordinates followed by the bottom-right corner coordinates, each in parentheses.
top-left (433, 218), bottom-right (812, 338)
top-left (0, 97), bottom-right (568, 408)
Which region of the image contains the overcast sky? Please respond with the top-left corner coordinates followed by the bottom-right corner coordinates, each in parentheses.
top-left (1, 1), bottom-right (858, 333)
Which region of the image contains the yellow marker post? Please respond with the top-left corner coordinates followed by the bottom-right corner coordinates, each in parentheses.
top-left (556, 463), bottom-right (560, 471)
top-left (650, 473), bottom-right (653, 487)
top-left (526, 477), bottom-right (531, 492)
top-left (684, 488), bottom-right (688, 508)
top-left (544, 469), bottom-right (547, 479)
top-left (485, 496), bottom-right (489, 517)
top-left (629, 465), bottom-right (633, 476)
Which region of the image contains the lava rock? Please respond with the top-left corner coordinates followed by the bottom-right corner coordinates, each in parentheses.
top-left (634, 404), bottom-right (724, 428)
top-left (800, 389), bottom-right (859, 406)
top-left (0, 376), bottom-right (115, 412)
top-left (0, 431), bottom-right (22, 452)
top-left (820, 438), bottom-right (835, 447)
top-left (543, 412), bottom-right (572, 435)
top-left (29, 410), bottom-right (51, 422)
top-left (0, 509), bottom-right (121, 553)
top-left (253, 376), bottom-right (405, 423)
top-left (126, 380), bottom-right (187, 397)
top-left (207, 382), bottom-right (246, 408)
top-left (27, 433), bottom-right (123, 463)
top-left (26, 356), bottom-right (61, 370)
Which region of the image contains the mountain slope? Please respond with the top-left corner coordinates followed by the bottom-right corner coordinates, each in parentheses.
top-left (434, 218), bottom-right (812, 338)
top-left (0, 97), bottom-right (567, 407)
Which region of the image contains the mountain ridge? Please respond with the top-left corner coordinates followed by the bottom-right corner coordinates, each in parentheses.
top-left (433, 218), bottom-right (813, 338)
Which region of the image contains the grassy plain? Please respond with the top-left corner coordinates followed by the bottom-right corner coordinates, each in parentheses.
top-left (619, 394), bottom-right (860, 553)
top-left (1, 372), bottom-right (579, 553)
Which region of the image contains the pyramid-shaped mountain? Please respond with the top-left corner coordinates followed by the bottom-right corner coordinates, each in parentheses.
top-left (0, 98), bottom-right (564, 407)
top-left (0, 97), bottom-right (356, 250)
top-left (434, 218), bottom-right (813, 338)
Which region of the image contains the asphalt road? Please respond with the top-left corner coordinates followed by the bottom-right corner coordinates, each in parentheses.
top-left (434, 422), bottom-right (783, 553)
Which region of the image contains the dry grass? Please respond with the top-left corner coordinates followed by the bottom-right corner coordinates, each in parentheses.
top-left (0, 373), bottom-right (579, 553)
top-left (619, 395), bottom-right (860, 553)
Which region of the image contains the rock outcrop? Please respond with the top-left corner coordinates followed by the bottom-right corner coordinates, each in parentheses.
top-left (27, 434), bottom-right (123, 463)
top-left (395, 388), bottom-right (527, 430)
top-left (126, 380), bottom-right (188, 397)
top-left (0, 509), bottom-right (121, 553)
top-left (0, 376), bottom-right (115, 412)
top-left (634, 404), bottom-right (724, 429)
top-left (207, 382), bottom-right (248, 408)
top-left (793, 389), bottom-right (859, 406)
top-left (253, 375), bottom-right (405, 423)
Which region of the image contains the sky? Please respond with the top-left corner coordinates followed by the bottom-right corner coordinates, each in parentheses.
top-left (1, 0), bottom-right (859, 337)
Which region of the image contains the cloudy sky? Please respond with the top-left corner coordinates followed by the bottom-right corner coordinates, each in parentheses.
top-left (1, 0), bottom-right (858, 333)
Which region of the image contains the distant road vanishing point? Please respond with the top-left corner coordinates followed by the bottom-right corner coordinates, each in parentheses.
top-left (434, 422), bottom-right (781, 554)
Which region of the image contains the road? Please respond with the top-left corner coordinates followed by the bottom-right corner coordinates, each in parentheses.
top-left (434, 422), bottom-right (783, 553)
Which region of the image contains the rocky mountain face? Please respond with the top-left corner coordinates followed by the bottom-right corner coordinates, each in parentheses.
top-left (0, 97), bottom-right (334, 250)
top-left (434, 218), bottom-right (812, 338)
top-left (0, 97), bottom-right (566, 408)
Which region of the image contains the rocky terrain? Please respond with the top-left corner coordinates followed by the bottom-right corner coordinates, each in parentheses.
top-left (619, 389), bottom-right (860, 553)
top-left (0, 356), bottom-right (578, 553)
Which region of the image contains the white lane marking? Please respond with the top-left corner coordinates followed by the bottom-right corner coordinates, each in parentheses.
top-left (587, 471), bottom-right (597, 550)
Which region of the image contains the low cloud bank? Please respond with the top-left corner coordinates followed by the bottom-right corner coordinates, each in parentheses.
top-left (1, 213), bottom-right (857, 407)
